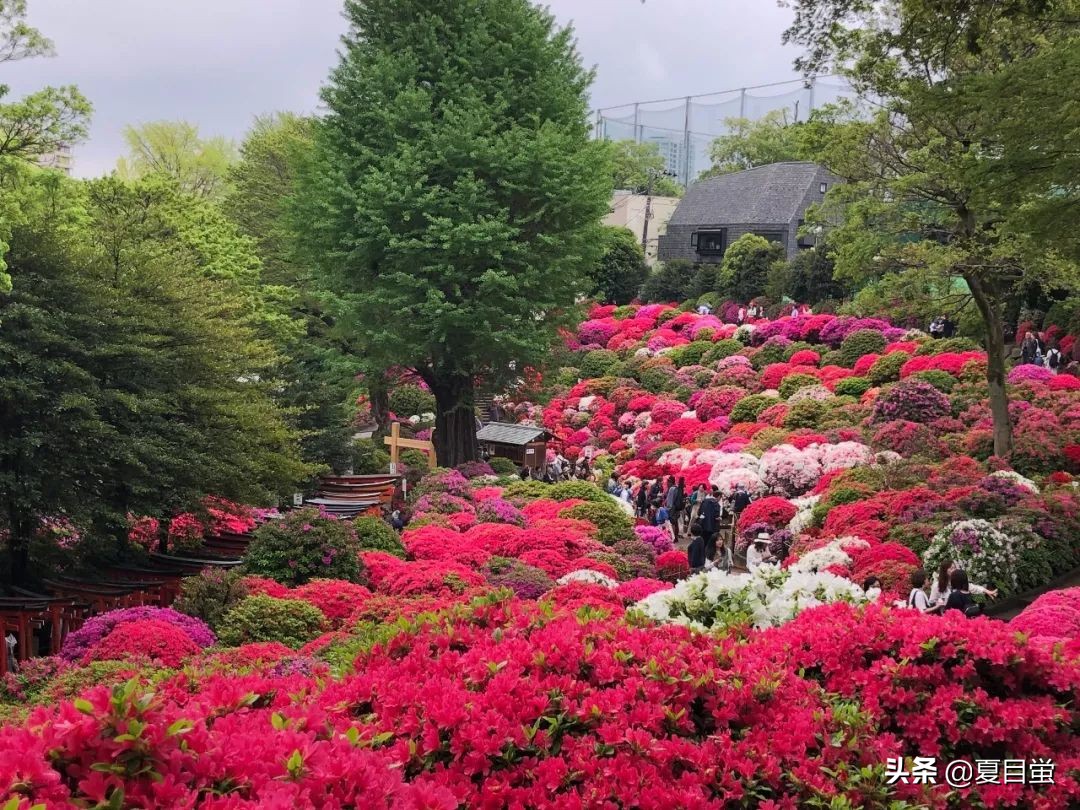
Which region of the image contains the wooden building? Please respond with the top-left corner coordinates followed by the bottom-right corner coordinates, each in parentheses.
top-left (476, 422), bottom-right (550, 472)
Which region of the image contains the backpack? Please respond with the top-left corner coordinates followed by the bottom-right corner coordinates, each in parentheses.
top-left (1047, 349), bottom-right (1061, 369)
top-left (733, 491), bottom-right (752, 512)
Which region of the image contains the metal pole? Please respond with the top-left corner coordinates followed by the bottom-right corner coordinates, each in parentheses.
top-left (808, 76), bottom-right (816, 114)
top-left (641, 171), bottom-right (653, 254)
top-left (682, 95), bottom-right (691, 186)
top-left (594, 109), bottom-right (602, 140)
top-left (739, 88), bottom-right (746, 118)
top-left (633, 102), bottom-right (641, 142)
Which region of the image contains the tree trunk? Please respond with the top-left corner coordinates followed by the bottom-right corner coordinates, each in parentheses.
top-left (4, 502), bottom-right (31, 587)
top-left (430, 373), bottom-right (479, 467)
top-left (369, 380), bottom-right (391, 432)
top-left (966, 273), bottom-right (1014, 458)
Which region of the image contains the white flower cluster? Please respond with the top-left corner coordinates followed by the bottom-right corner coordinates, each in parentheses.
top-left (923, 519), bottom-right (1022, 593)
top-left (787, 536), bottom-right (869, 575)
top-left (634, 565), bottom-right (868, 631)
top-left (557, 569), bottom-right (618, 588)
top-left (989, 469), bottom-right (1039, 494)
top-left (787, 494), bottom-right (821, 535)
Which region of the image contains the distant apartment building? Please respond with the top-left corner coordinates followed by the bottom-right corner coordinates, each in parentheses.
top-left (604, 190), bottom-right (680, 265)
top-left (643, 134), bottom-right (695, 183)
top-left (36, 143), bottom-right (73, 175)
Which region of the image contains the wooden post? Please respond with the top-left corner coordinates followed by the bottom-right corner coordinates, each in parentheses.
top-left (383, 422), bottom-right (437, 470)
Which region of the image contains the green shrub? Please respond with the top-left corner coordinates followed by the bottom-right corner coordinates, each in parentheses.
top-left (839, 329), bottom-right (887, 367)
top-left (388, 384), bottom-right (436, 418)
top-left (730, 393), bottom-right (778, 423)
top-left (218, 595), bottom-right (326, 649)
top-left (834, 376), bottom-right (871, 397)
top-left (821, 349), bottom-right (845, 366)
top-left (867, 352), bottom-right (909, 385)
top-left (488, 457), bottom-right (517, 475)
top-left (173, 569), bottom-right (249, 630)
top-left (554, 367), bottom-right (579, 387)
top-left (502, 479), bottom-right (551, 502)
top-left (636, 363), bottom-right (678, 394)
top-left (915, 336), bottom-right (980, 355)
top-left (750, 342), bottom-right (788, 370)
top-left (702, 339), bottom-right (744, 364)
top-left (784, 398), bottom-right (827, 429)
top-left (351, 439), bottom-right (390, 474)
top-left (563, 501), bottom-right (635, 546)
top-left (748, 427), bottom-right (789, 454)
top-left (782, 342), bottom-right (816, 361)
top-left (668, 341), bottom-right (712, 368)
top-left (580, 349), bottom-right (620, 378)
top-left (353, 516), bottom-right (406, 558)
top-left (547, 480), bottom-right (609, 502)
top-left (612, 304), bottom-right (636, 320)
top-left (779, 372), bottom-right (819, 399)
top-left (911, 369), bottom-right (956, 393)
top-left (243, 507), bottom-right (364, 587)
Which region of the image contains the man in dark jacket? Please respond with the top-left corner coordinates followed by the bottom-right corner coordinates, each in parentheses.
top-left (687, 522), bottom-right (707, 573)
top-left (732, 485), bottom-right (752, 517)
top-left (699, 487), bottom-right (721, 560)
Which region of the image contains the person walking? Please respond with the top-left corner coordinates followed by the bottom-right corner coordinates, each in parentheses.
top-left (687, 522), bottom-right (707, 574)
top-left (668, 477), bottom-right (686, 542)
top-left (635, 480), bottom-right (649, 518)
top-left (731, 484), bottom-right (752, 519)
top-left (699, 486), bottom-right (721, 561)
top-left (1046, 341), bottom-right (1063, 374)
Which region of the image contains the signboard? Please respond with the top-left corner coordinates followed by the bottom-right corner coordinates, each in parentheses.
top-left (292, 492), bottom-right (304, 507)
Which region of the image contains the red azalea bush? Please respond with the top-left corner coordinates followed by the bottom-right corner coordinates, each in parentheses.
top-left (5, 596), bottom-right (1079, 809)
top-left (1011, 589), bottom-right (1080, 642)
top-left (167, 512), bottom-right (205, 554)
top-left (736, 496), bottom-right (797, 534)
top-left (86, 619), bottom-right (200, 667)
top-left (291, 579), bottom-right (373, 627)
top-left (655, 549), bottom-right (689, 581)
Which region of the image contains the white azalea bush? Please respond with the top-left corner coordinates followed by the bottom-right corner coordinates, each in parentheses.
top-left (557, 569), bottom-right (618, 588)
top-left (989, 469), bottom-right (1039, 494)
top-left (923, 519), bottom-right (1023, 595)
top-left (633, 565), bottom-right (868, 631)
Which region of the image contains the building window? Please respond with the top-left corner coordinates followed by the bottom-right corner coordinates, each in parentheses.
top-left (692, 230), bottom-right (725, 254)
top-left (752, 231), bottom-right (785, 245)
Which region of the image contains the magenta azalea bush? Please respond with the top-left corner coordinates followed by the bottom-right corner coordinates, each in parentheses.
top-left (59, 606), bottom-right (215, 663)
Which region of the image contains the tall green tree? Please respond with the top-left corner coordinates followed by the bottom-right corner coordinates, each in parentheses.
top-left (589, 226), bottom-right (649, 304)
top-left (116, 120), bottom-right (237, 199)
top-left (784, 0), bottom-right (1080, 457)
top-left (718, 233), bottom-right (785, 302)
top-left (298, 0), bottom-right (612, 466)
top-left (0, 172), bottom-right (312, 584)
top-left (0, 1), bottom-right (91, 291)
top-left (701, 108), bottom-right (842, 178)
top-left (225, 113), bottom-right (360, 470)
top-left (609, 140), bottom-right (682, 197)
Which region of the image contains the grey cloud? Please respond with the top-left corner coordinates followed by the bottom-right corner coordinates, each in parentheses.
top-left (4, 0), bottom-right (799, 178)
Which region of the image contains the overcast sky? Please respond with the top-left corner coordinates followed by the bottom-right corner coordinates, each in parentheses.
top-left (4, 0), bottom-right (803, 178)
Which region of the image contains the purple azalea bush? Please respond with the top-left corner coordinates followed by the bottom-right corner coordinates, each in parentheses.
top-left (60, 606), bottom-right (215, 663)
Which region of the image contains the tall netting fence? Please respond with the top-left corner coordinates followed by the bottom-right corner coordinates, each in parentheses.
top-left (595, 77), bottom-right (859, 187)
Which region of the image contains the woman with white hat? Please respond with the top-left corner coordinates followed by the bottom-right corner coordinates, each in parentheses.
top-left (745, 532), bottom-right (775, 573)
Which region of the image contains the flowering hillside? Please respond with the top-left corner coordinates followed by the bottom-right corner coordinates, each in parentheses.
top-left (3, 302), bottom-right (1080, 808)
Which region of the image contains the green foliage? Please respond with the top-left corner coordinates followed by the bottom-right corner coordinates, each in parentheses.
top-left (784, 398), bottom-right (827, 429)
top-left (488, 456), bottom-right (517, 476)
top-left (218, 595), bottom-right (326, 649)
top-left (730, 394), bottom-right (778, 424)
top-left (563, 501), bottom-right (635, 546)
top-left (701, 109), bottom-right (834, 177)
top-left (839, 329), bottom-right (887, 367)
top-left (750, 341), bottom-right (789, 370)
top-left (910, 370), bottom-right (956, 393)
top-left (351, 439), bottom-right (390, 474)
top-left (639, 259), bottom-right (693, 303)
top-left (914, 336), bottom-right (981, 356)
top-left (243, 507), bottom-right (364, 587)
top-left (779, 372), bottom-right (819, 399)
top-left (702, 339), bottom-right (744, 364)
top-left (867, 352), bottom-right (908, 385)
top-left (668, 341), bottom-right (711, 368)
top-left (589, 226), bottom-right (650, 305)
top-left (780, 244), bottom-right (849, 305)
top-left (547, 480), bottom-right (609, 503)
top-left (297, 0), bottom-right (612, 466)
top-left (833, 376), bottom-right (871, 397)
top-left (353, 516), bottom-right (406, 558)
top-left (173, 569), bottom-right (249, 630)
top-left (389, 384), bottom-right (435, 419)
top-left (502, 479), bottom-right (551, 502)
top-left (717, 234), bottom-right (784, 302)
top-left (609, 140), bottom-right (682, 197)
top-left (0, 172), bottom-right (312, 583)
top-left (579, 349), bottom-right (620, 378)
top-left (116, 120), bottom-right (237, 199)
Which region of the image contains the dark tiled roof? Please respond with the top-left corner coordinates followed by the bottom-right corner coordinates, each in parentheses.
top-left (476, 422), bottom-right (549, 446)
top-left (668, 162), bottom-right (828, 227)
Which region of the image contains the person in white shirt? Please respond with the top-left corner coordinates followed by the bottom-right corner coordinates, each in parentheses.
top-left (697, 302), bottom-right (712, 316)
top-left (903, 569), bottom-right (937, 614)
top-left (928, 561), bottom-right (996, 608)
top-left (791, 305), bottom-right (800, 318)
top-left (737, 306), bottom-right (746, 324)
top-left (745, 534), bottom-right (774, 572)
